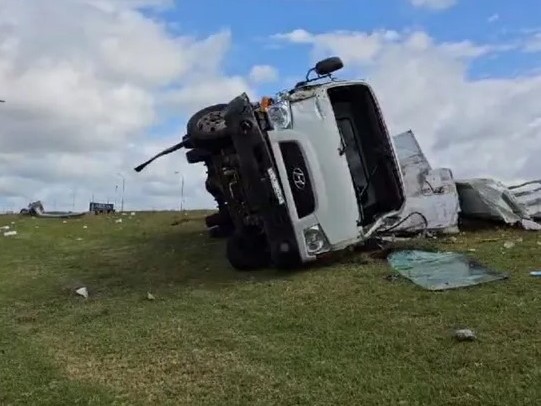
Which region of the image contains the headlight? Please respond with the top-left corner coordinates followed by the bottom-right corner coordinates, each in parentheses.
top-left (304, 224), bottom-right (331, 255)
top-left (267, 100), bottom-right (292, 130)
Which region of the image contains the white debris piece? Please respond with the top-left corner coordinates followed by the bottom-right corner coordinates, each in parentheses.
top-left (508, 180), bottom-right (541, 221)
top-left (3, 230), bottom-right (17, 237)
top-left (63, 220), bottom-right (67, 224)
top-left (521, 219), bottom-right (541, 231)
top-left (83, 225), bottom-right (88, 229)
top-left (503, 241), bottom-right (515, 249)
top-left (130, 212), bottom-right (136, 216)
top-left (457, 178), bottom-right (541, 230)
top-left (0, 225), bottom-right (10, 230)
top-left (75, 287), bottom-right (88, 299)
top-left (393, 132), bottom-right (461, 234)
top-left (115, 219), bottom-right (123, 224)
top-left (147, 292), bottom-right (155, 300)
top-left (454, 329), bottom-right (476, 341)
top-left (76, 237), bottom-right (83, 241)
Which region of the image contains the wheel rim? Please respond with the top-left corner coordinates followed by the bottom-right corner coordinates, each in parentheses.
top-left (197, 110), bottom-right (226, 134)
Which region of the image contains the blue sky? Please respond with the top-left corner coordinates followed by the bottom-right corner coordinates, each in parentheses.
top-left (142, 0), bottom-right (541, 142)
top-left (2, 0), bottom-right (540, 212)
top-left (154, 0), bottom-right (541, 82)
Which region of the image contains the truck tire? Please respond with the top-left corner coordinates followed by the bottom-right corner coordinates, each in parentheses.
top-left (208, 224), bottom-right (234, 239)
top-left (186, 148), bottom-right (211, 164)
top-left (226, 232), bottom-right (270, 271)
top-left (205, 211), bottom-right (231, 228)
top-left (187, 104), bottom-right (231, 150)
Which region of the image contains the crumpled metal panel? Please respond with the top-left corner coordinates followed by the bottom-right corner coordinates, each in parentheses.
top-left (455, 178), bottom-right (540, 228)
top-left (508, 180), bottom-right (541, 220)
top-left (391, 130), bottom-right (460, 233)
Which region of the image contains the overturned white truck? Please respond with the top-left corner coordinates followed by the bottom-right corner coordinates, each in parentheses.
top-left (136, 57), bottom-right (408, 270)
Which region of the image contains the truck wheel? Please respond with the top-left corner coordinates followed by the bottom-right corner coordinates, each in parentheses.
top-left (186, 148), bottom-right (211, 164)
top-left (226, 233), bottom-right (270, 271)
top-left (208, 224), bottom-right (234, 239)
top-left (187, 104), bottom-right (231, 150)
top-left (205, 211), bottom-right (232, 228)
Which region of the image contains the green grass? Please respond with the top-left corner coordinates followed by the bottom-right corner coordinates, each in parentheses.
top-left (0, 212), bottom-right (540, 405)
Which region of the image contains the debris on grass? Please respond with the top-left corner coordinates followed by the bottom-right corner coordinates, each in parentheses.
top-left (453, 329), bottom-right (477, 342)
top-left (387, 250), bottom-right (508, 291)
top-left (521, 219), bottom-right (541, 231)
top-left (83, 225), bottom-right (88, 229)
top-left (384, 274), bottom-right (400, 282)
top-left (479, 238), bottom-right (499, 243)
top-left (3, 230), bottom-right (17, 237)
top-left (130, 212), bottom-right (136, 216)
top-left (63, 220), bottom-right (67, 224)
top-left (503, 241), bottom-right (515, 249)
top-left (530, 271), bottom-right (541, 277)
top-left (147, 292), bottom-right (155, 301)
top-left (76, 237), bottom-right (83, 241)
top-left (0, 225), bottom-right (10, 230)
top-left (171, 218), bottom-right (190, 226)
top-left (115, 219), bottom-right (123, 224)
top-left (75, 287), bottom-right (88, 299)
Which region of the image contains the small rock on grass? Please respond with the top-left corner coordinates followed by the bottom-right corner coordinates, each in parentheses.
top-left (147, 292), bottom-right (155, 301)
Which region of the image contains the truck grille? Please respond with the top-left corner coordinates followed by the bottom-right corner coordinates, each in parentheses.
top-left (279, 141), bottom-right (315, 218)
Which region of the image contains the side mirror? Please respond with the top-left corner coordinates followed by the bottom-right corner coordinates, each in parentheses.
top-left (314, 57), bottom-right (344, 76)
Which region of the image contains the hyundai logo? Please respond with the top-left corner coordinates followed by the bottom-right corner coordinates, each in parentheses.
top-left (292, 167), bottom-right (306, 190)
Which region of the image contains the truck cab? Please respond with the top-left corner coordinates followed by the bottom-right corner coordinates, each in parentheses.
top-left (140, 56), bottom-right (406, 270)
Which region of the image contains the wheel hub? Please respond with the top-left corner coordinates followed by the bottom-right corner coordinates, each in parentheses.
top-left (197, 110), bottom-right (226, 133)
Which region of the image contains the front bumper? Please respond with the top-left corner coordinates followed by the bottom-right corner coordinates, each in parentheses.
top-left (224, 93), bottom-right (301, 268)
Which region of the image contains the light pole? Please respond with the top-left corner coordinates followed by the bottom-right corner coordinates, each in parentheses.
top-left (72, 188), bottom-right (77, 211)
top-left (117, 173), bottom-right (125, 212)
top-left (174, 171), bottom-right (185, 212)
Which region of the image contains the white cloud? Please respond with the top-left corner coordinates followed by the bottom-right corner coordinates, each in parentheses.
top-left (488, 14), bottom-right (500, 23)
top-left (0, 0), bottom-right (257, 212)
top-left (272, 28), bottom-right (541, 186)
top-left (272, 29), bottom-right (401, 65)
top-left (249, 65), bottom-right (279, 84)
top-left (523, 32), bottom-right (541, 52)
top-left (409, 0), bottom-right (457, 10)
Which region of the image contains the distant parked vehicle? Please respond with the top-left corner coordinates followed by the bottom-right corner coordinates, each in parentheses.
top-left (89, 202), bottom-right (115, 215)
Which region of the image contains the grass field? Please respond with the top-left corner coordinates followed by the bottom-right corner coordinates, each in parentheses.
top-left (0, 211), bottom-right (540, 405)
